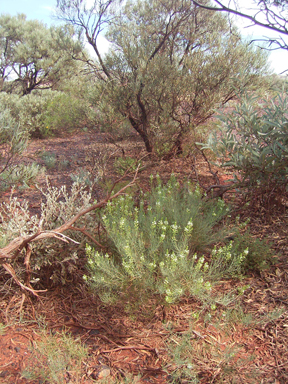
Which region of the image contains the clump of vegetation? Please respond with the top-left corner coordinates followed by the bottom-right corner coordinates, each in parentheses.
top-left (0, 108), bottom-right (44, 191)
top-left (0, 181), bottom-right (97, 286)
top-left (21, 330), bottom-right (88, 383)
top-left (230, 229), bottom-right (275, 272)
top-left (0, 89), bottom-right (91, 138)
top-left (40, 151), bottom-right (57, 169)
top-left (114, 156), bottom-right (142, 175)
top-left (83, 175), bottom-right (256, 308)
top-left (203, 91), bottom-right (288, 207)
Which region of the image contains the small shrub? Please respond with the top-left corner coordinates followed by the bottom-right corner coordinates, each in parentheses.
top-left (230, 230), bottom-right (275, 273)
top-left (166, 326), bottom-right (251, 383)
top-left (0, 91), bottom-right (54, 138)
top-left (83, 175), bottom-right (249, 307)
top-left (0, 181), bottom-right (97, 285)
top-left (43, 92), bottom-right (90, 134)
top-left (21, 330), bottom-right (88, 383)
top-left (40, 151), bottom-right (57, 169)
top-left (70, 168), bottom-right (99, 187)
top-left (0, 90), bottom-right (89, 138)
top-left (0, 163), bottom-right (45, 191)
top-left (0, 323), bottom-right (6, 335)
top-left (0, 109), bottom-right (28, 171)
top-left (0, 108), bottom-right (44, 191)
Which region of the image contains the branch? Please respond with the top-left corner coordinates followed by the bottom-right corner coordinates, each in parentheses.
top-left (192, 0), bottom-right (288, 37)
top-left (0, 172), bottom-right (138, 295)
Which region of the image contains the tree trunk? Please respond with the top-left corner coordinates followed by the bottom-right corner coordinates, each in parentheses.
top-left (163, 135), bottom-right (184, 160)
top-left (128, 115), bottom-right (153, 153)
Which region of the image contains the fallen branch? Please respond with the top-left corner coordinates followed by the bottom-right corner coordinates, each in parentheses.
top-left (0, 171), bottom-right (138, 295)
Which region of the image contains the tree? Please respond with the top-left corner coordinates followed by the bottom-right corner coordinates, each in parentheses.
top-left (57, 0), bottom-right (268, 156)
top-left (0, 13), bottom-right (82, 95)
top-left (192, 0), bottom-right (288, 51)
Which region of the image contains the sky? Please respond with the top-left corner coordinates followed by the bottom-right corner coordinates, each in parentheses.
top-left (0, 0), bottom-right (288, 74)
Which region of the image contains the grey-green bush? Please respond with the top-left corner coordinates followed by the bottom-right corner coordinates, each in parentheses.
top-left (202, 91), bottom-right (288, 205)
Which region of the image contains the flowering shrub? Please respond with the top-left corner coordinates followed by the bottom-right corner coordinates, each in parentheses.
top-left (84, 175), bottom-right (248, 306)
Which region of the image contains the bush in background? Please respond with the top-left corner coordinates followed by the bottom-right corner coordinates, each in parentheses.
top-left (0, 108), bottom-right (43, 190)
top-left (0, 89), bottom-right (91, 138)
top-left (203, 91), bottom-right (288, 206)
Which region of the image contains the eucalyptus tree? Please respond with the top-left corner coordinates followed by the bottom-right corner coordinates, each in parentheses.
top-left (57, 0), bottom-right (269, 157)
top-left (0, 13), bottom-right (82, 95)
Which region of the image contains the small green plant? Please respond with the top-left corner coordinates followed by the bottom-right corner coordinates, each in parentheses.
top-left (0, 163), bottom-right (44, 191)
top-left (83, 175), bottom-right (249, 308)
top-left (0, 181), bottom-right (96, 285)
top-left (43, 92), bottom-right (89, 134)
top-left (230, 229), bottom-right (275, 273)
top-left (165, 321), bottom-right (257, 383)
top-left (70, 168), bottom-right (98, 187)
top-left (0, 323), bottom-right (6, 335)
top-left (41, 151), bottom-right (57, 169)
top-left (21, 330), bottom-right (88, 383)
top-left (114, 156), bottom-right (141, 175)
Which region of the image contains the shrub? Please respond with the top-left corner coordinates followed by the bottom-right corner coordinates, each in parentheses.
top-left (0, 90), bottom-right (89, 138)
top-left (83, 175), bottom-right (250, 307)
top-left (0, 91), bottom-right (52, 137)
top-left (0, 108), bottom-right (43, 190)
top-left (0, 182), bottom-right (97, 285)
top-left (40, 151), bottom-right (57, 169)
top-left (0, 163), bottom-right (44, 191)
top-left (43, 91), bottom-right (90, 134)
top-left (203, 91), bottom-right (288, 205)
top-left (229, 229), bottom-right (275, 273)
top-left (0, 109), bottom-right (28, 168)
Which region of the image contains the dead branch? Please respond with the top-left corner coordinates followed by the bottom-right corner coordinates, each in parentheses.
top-left (70, 226), bottom-right (106, 249)
top-left (0, 171), bottom-right (138, 295)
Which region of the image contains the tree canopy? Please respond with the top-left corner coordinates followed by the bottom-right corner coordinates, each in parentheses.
top-left (0, 13), bottom-right (82, 95)
top-left (57, 0), bottom-right (269, 156)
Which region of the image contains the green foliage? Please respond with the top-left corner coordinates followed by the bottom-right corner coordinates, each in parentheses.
top-left (0, 163), bottom-right (44, 191)
top-left (0, 107), bottom-right (43, 190)
top-left (0, 89), bottom-right (89, 138)
top-left (21, 330), bottom-right (88, 383)
top-left (0, 109), bottom-right (28, 174)
top-left (82, 0), bottom-right (268, 155)
top-left (230, 230), bottom-right (275, 273)
top-left (203, 91), bottom-right (288, 204)
top-left (166, 324), bottom-right (251, 383)
top-left (0, 323), bottom-right (6, 335)
top-left (114, 156), bottom-right (141, 175)
top-left (0, 182), bottom-right (97, 285)
top-left (0, 91), bottom-right (50, 137)
top-left (83, 175), bottom-right (251, 307)
top-left (0, 13), bottom-right (82, 95)
top-left (43, 91), bottom-right (91, 134)
top-left (40, 151), bottom-right (57, 169)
